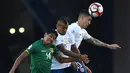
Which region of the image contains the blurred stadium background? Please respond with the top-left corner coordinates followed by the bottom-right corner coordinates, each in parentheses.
top-left (2, 0), bottom-right (130, 73)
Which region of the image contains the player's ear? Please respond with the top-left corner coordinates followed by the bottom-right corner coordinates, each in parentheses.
top-left (44, 33), bottom-right (47, 37)
top-left (80, 16), bottom-right (84, 20)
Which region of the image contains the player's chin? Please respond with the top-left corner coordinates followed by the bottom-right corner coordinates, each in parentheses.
top-left (84, 25), bottom-right (89, 28)
top-left (60, 32), bottom-right (66, 35)
top-left (84, 26), bottom-right (88, 28)
top-left (47, 42), bottom-right (52, 45)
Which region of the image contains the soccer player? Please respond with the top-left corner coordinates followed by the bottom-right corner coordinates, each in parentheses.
top-left (68, 9), bottom-right (121, 73)
top-left (9, 29), bottom-right (88, 73)
top-left (51, 17), bottom-right (89, 73)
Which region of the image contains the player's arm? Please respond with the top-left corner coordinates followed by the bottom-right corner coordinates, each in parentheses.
top-left (9, 50), bottom-right (29, 73)
top-left (86, 37), bottom-right (121, 49)
top-left (82, 29), bottom-right (121, 49)
top-left (85, 66), bottom-right (92, 73)
top-left (57, 44), bottom-right (81, 59)
top-left (56, 44), bottom-right (88, 61)
top-left (86, 37), bottom-right (109, 47)
top-left (71, 44), bottom-right (81, 54)
top-left (71, 44), bottom-right (88, 62)
top-left (71, 44), bottom-right (89, 72)
top-left (54, 54), bottom-right (78, 63)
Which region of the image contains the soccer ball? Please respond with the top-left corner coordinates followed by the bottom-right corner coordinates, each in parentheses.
top-left (88, 2), bottom-right (103, 17)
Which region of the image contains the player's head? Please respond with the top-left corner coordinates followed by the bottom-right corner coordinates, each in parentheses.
top-left (44, 29), bottom-right (58, 45)
top-left (56, 17), bottom-right (68, 35)
top-left (78, 9), bottom-right (92, 28)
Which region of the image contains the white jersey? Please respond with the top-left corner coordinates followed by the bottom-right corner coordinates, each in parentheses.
top-left (67, 22), bottom-right (92, 48)
top-left (51, 30), bottom-right (75, 70)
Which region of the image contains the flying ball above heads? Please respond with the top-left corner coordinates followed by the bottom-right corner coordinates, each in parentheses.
top-left (88, 2), bottom-right (103, 17)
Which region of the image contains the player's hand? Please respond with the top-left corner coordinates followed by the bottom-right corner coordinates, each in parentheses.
top-left (9, 71), bottom-right (14, 73)
top-left (83, 59), bottom-right (90, 64)
top-left (9, 69), bottom-right (15, 73)
top-left (79, 54), bottom-right (89, 62)
top-left (71, 62), bottom-right (78, 71)
top-left (85, 66), bottom-right (92, 73)
top-left (107, 44), bottom-right (121, 50)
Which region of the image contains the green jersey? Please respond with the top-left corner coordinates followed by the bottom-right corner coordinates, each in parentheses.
top-left (26, 39), bottom-right (60, 73)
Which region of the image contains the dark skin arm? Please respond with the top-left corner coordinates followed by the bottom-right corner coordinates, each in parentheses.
top-left (85, 66), bottom-right (92, 73)
top-left (71, 44), bottom-right (89, 70)
top-left (54, 54), bottom-right (77, 63)
top-left (86, 37), bottom-right (121, 49)
top-left (56, 44), bottom-right (81, 58)
top-left (56, 44), bottom-right (88, 61)
top-left (54, 44), bottom-right (88, 63)
top-left (9, 51), bottom-right (29, 73)
top-left (71, 44), bottom-right (81, 54)
top-left (71, 44), bottom-right (89, 64)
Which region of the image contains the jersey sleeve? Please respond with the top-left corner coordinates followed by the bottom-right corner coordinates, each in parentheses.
top-left (67, 25), bottom-right (76, 36)
top-left (55, 36), bottom-right (62, 46)
top-left (25, 44), bottom-right (35, 55)
top-left (69, 32), bottom-right (75, 45)
top-left (83, 29), bottom-right (92, 40)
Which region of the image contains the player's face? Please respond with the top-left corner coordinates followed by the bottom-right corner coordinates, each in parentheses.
top-left (44, 33), bottom-right (56, 45)
top-left (81, 16), bottom-right (92, 28)
top-left (57, 24), bottom-right (68, 35)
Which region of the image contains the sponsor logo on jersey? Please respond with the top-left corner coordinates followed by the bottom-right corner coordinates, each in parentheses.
top-left (50, 48), bottom-right (54, 53)
top-left (64, 38), bottom-right (72, 43)
top-left (72, 30), bottom-right (75, 33)
top-left (64, 38), bottom-right (68, 43)
top-left (41, 50), bottom-right (46, 52)
top-left (68, 39), bottom-right (72, 43)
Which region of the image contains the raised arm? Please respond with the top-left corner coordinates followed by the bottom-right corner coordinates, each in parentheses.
top-left (9, 50), bottom-right (29, 73)
top-left (86, 37), bottom-right (121, 49)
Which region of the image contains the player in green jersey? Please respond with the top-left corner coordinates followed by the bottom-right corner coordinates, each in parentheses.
top-left (9, 29), bottom-right (88, 73)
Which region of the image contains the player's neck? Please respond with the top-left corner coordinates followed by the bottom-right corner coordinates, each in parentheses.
top-left (43, 40), bottom-right (47, 45)
top-left (77, 21), bottom-right (84, 29)
top-left (57, 30), bottom-right (66, 35)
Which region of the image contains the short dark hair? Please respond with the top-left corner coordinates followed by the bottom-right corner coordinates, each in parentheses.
top-left (79, 9), bottom-right (91, 17)
top-left (46, 29), bottom-right (58, 37)
top-left (57, 17), bottom-right (68, 25)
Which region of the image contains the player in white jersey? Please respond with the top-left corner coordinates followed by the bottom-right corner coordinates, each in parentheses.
top-left (51, 17), bottom-right (89, 73)
top-left (67, 9), bottom-right (121, 73)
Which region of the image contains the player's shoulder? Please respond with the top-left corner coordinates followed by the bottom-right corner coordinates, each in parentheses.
top-left (50, 43), bottom-right (56, 49)
top-left (66, 31), bottom-right (75, 39)
top-left (69, 22), bottom-right (78, 27)
top-left (70, 22), bottom-right (77, 25)
top-left (32, 39), bottom-right (42, 46)
top-left (66, 31), bottom-right (73, 36)
top-left (68, 22), bottom-right (81, 31)
top-left (50, 43), bottom-right (56, 46)
top-left (56, 33), bottom-right (62, 40)
top-left (82, 29), bottom-right (89, 33)
top-left (27, 40), bottom-right (41, 49)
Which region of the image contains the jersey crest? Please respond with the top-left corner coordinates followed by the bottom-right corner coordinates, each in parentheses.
top-left (50, 48), bottom-right (54, 53)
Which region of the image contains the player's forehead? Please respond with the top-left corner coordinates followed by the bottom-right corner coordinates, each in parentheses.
top-left (85, 16), bottom-right (92, 20)
top-left (57, 22), bottom-right (68, 27)
top-left (48, 33), bottom-right (55, 36)
top-left (57, 24), bottom-right (68, 29)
